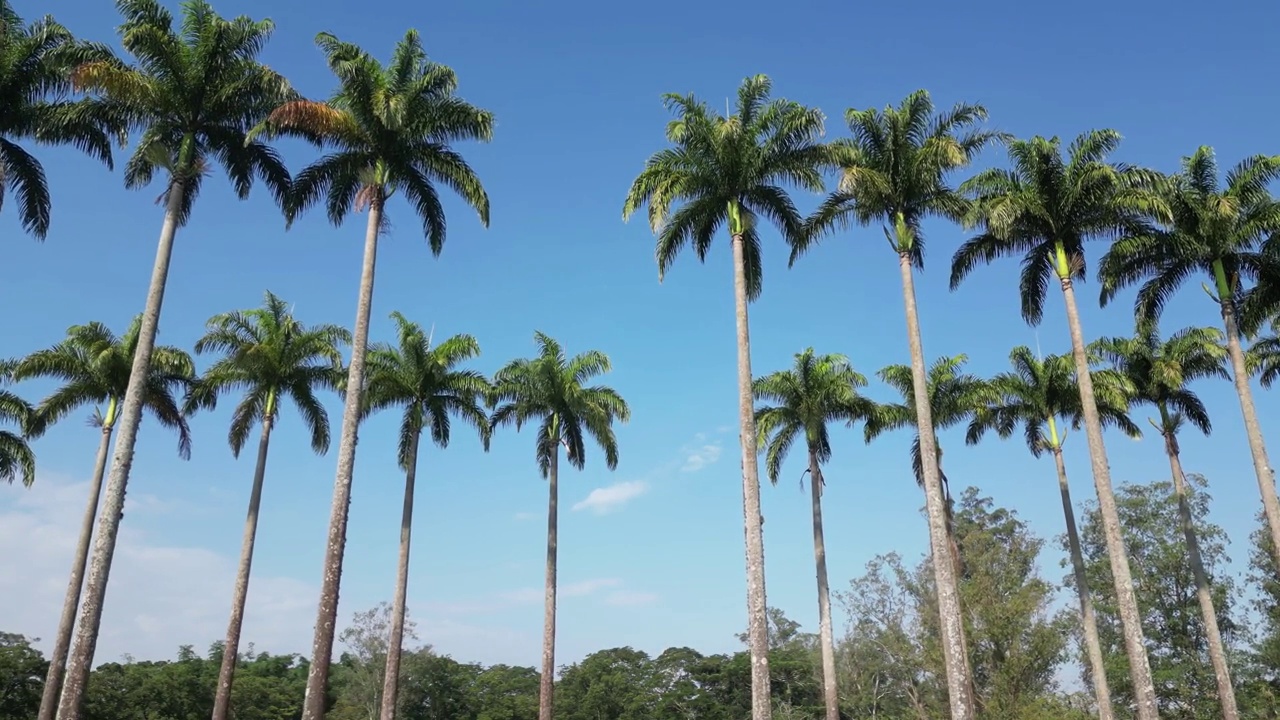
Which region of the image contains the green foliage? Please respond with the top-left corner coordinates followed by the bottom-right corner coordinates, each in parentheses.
top-left (12, 315), bottom-right (195, 455)
top-left (753, 347), bottom-right (873, 484)
top-left (622, 74), bottom-right (830, 300)
top-left (254, 28), bottom-right (492, 246)
top-left (186, 290), bottom-right (349, 456)
top-left (0, 632), bottom-right (47, 719)
top-left (490, 332), bottom-right (629, 477)
top-left (1074, 475), bottom-right (1241, 720)
top-left (0, 386), bottom-right (35, 486)
top-left (73, 0), bottom-right (295, 225)
top-left (0, 0), bottom-right (121, 238)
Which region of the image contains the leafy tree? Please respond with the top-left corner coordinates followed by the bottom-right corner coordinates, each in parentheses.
top-left (622, 75), bottom-right (829, 720)
top-left (556, 648), bottom-right (656, 720)
top-left (184, 290), bottom-right (349, 720)
top-left (753, 348), bottom-right (872, 720)
top-left (11, 316), bottom-right (193, 720)
top-left (0, 0), bottom-right (120, 239)
top-left (490, 332), bottom-right (630, 720)
top-left (398, 650), bottom-right (482, 720)
top-left (1077, 476), bottom-right (1243, 720)
top-left (795, 90), bottom-right (999, 719)
top-left (1242, 515), bottom-right (1280, 716)
top-left (966, 346), bottom-right (1139, 720)
top-left (251, 31), bottom-right (492, 716)
top-left (470, 665), bottom-right (538, 720)
top-left (56, 2), bottom-right (295, 714)
top-left (0, 632), bottom-right (47, 720)
top-left (1093, 322), bottom-right (1240, 718)
top-left (950, 130), bottom-right (1162, 720)
top-left (362, 313), bottom-right (490, 720)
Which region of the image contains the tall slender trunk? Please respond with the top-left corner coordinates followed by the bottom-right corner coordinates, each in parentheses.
top-left (730, 229), bottom-right (771, 720)
top-left (1218, 298), bottom-right (1280, 571)
top-left (1058, 275), bottom-right (1159, 720)
top-left (805, 451), bottom-right (839, 720)
top-left (37, 411), bottom-right (115, 720)
top-left (1050, 435), bottom-right (1115, 720)
top-left (379, 431), bottom-right (422, 720)
top-left (936, 452), bottom-right (977, 713)
top-left (1161, 421), bottom-right (1238, 720)
top-left (301, 195), bottom-right (384, 720)
top-left (211, 415), bottom-right (275, 720)
top-left (538, 446), bottom-right (559, 720)
top-left (897, 251), bottom-right (973, 720)
top-left (57, 179), bottom-right (187, 720)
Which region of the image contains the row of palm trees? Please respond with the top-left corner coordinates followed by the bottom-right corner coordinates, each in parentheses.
top-left (0, 298), bottom-right (628, 720)
top-left (6, 1), bottom-right (1280, 719)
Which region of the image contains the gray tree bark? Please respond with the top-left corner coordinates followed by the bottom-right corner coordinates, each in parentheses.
top-left (379, 430), bottom-right (422, 720)
top-left (537, 446), bottom-right (559, 720)
top-left (805, 453), bottom-right (840, 720)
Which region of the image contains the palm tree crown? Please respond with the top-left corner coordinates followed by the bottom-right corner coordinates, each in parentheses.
top-left (256, 29), bottom-right (492, 248)
top-left (1092, 323), bottom-right (1228, 439)
top-left (363, 312), bottom-right (491, 465)
top-left (754, 348), bottom-right (874, 483)
top-left (795, 90), bottom-right (997, 265)
top-left (1099, 147), bottom-right (1280, 321)
top-left (185, 291), bottom-right (350, 456)
top-left (70, 0), bottom-right (294, 225)
top-left (865, 354), bottom-right (993, 483)
top-left (490, 332), bottom-right (630, 476)
top-left (952, 130), bottom-right (1160, 322)
top-left (0, 0), bottom-right (121, 238)
top-left (968, 346), bottom-right (1140, 455)
top-left (0, 360), bottom-right (35, 486)
top-left (12, 316), bottom-right (194, 456)
top-left (1247, 322), bottom-right (1280, 388)
top-left (622, 74), bottom-right (828, 299)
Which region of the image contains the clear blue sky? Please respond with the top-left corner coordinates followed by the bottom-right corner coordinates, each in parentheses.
top-left (3, 0), bottom-right (1279, 670)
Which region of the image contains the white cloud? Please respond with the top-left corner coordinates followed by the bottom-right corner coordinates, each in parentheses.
top-left (571, 481), bottom-right (648, 514)
top-left (561, 578), bottom-right (623, 597)
top-left (513, 511), bottom-right (537, 521)
top-left (680, 443), bottom-right (722, 473)
top-left (604, 590), bottom-right (660, 607)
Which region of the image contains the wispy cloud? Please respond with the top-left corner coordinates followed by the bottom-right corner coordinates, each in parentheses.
top-left (604, 590), bottom-right (660, 607)
top-left (562, 578), bottom-right (623, 597)
top-left (680, 442), bottom-right (722, 473)
top-left (513, 511), bottom-right (537, 521)
top-left (571, 481), bottom-right (648, 514)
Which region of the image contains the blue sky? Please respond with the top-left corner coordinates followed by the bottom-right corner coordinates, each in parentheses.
top-left (3, 0), bottom-right (1279, 672)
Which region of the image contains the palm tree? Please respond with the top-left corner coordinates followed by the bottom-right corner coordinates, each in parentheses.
top-left (1098, 147), bottom-right (1280, 574)
top-left (1247, 320), bottom-right (1280, 389)
top-left (490, 332), bottom-right (629, 720)
top-left (10, 317), bottom-right (192, 720)
top-left (753, 348), bottom-right (872, 720)
top-left (950, 130), bottom-right (1162, 720)
top-left (622, 75), bottom-right (828, 720)
top-left (967, 346), bottom-right (1141, 720)
top-left (361, 313), bottom-right (490, 720)
top-left (1093, 322), bottom-right (1239, 719)
top-left (0, 0), bottom-right (121, 238)
top-left (0, 360), bottom-right (35, 487)
top-left (251, 30), bottom-right (491, 718)
top-left (183, 291), bottom-right (349, 720)
top-left (56, 3), bottom-right (293, 715)
top-left (793, 90), bottom-right (997, 720)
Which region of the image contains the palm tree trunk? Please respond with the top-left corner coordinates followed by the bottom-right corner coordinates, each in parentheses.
top-left (37, 414), bottom-right (115, 720)
top-left (1058, 275), bottom-right (1159, 720)
top-left (896, 251), bottom-right (973, 720)
top-left (379, 430), bottom-right (422, 720)
top-left (1218, 298), bottom-right (1280, 571)
top-left (805, 452), bottom-right (839, 720)
top-left (302, 195), bottom-right (384, 720)
top-left (1051, 442), bottom-right (1115, 720)
top-left (538, 445), bottom-right (559, 720)
top-left (730, 229), bottom-right (772, 720)
top-left (56, 179), bottom-right (187, 720)
top-left (1162, 425), bottom-right (1239, 720)
top-left (211, 415), bottom-right (275, 720)
top-left (938, 452), bottom-right (978, 714)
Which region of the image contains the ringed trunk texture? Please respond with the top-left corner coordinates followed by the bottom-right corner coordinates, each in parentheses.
top-left (806, 452), bottom-right (840, 720)
top-left (37, 423), bottom-right (114, 720)
top-left (1058, 277), bottom-right (1159, 720)
top-left (538, 447), bottom-right (559, 720)
top-left (56, 180), bottom-right (187, 720)
top-left (211, 417), bottom-right (275, 720)
top-left (379, 431), bottom-right (422, 720)
top-left (301, 197), bottom-right (384, 720)
top-left (1052, 447), bottom-right (1115, 720)
top-left (1219, 301), bottom-right (1280, 571)
top-left (1164, 434), bottom-right (1239, 720)
top-left (897, 252), bottom-right (974, 720)
top-left (730, 232), bottom-right (772, 720)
